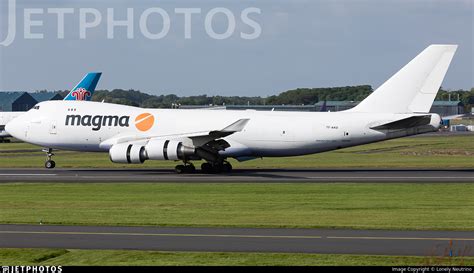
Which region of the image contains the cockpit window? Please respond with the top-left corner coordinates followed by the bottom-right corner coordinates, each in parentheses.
top-left (33, 105), bottom-right (40, 110)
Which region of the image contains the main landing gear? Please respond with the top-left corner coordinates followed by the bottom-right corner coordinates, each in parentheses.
top-left (174, 163), bottom-right (196, 174)
top-left (200, 161), bottom-right (232, 174)
top-left (42, 148), bottom-right (56, 169)
top-left (173, 161), bottom-right (233, 174)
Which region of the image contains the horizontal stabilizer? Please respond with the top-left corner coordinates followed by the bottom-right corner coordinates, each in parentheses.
top-left (370, 115), bottom-right (432, 130)
top-left (442, 114), bottom-right (465, 120)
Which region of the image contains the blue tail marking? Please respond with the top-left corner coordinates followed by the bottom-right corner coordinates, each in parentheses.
top-left (63, 72), bottom-right (102, 101)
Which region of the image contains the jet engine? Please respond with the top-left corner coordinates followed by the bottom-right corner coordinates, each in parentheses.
top-left (145, 139), bottom-right (195, 161)
top-left (109, 140), bottom-right (196, 164)
top-left (109, 143), bottom-right (147, 164)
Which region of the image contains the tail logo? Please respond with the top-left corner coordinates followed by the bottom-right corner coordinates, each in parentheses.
top-left (135, 113), bottom-right (155, 132)
top-left (72, 88), bottom-right (92, 101)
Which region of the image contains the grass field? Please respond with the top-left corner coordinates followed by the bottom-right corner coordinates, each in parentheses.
top-left (0, 134), bottom-right (473, 169)
top-left (1, 249), bottom-right (473, 266)
top-left (0, 183), bottom-right (472, 230)
top-left (1, 134), bottom-right (473, 266)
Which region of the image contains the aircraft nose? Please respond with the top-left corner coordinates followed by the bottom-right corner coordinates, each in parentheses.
top-left (5, 118), bottom-right (24, 140)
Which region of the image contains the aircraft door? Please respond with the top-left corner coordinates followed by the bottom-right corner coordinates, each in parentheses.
top-left (49, 120), bottom-right (57, 135)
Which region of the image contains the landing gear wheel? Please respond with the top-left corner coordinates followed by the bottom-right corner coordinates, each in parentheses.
top-left (201, 162), bottom-right (213, 174)
top-left (222, 162), bottom-right (233, 173)
top-left (45, 160), bottom-right (56, 169)
top-left (43, 148), bottom-right (55, 169)
top-left (186, 164), bottom-right (196, 173)
top-left (212, 164), bottom-right (223, 173)
top-left (175, 165), bottom-right (185, 174)
top-left (201, 162), bottom-right (232, 174)
top-left (175, 164), bottom-right (196, 174)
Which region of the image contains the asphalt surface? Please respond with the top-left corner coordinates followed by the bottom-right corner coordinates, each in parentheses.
top-left (0, 168), bottom-right (472, 183)
top-left (0, 224), bottom-right (472, 256)
top-left (0, 168), bottom-right (471, 256)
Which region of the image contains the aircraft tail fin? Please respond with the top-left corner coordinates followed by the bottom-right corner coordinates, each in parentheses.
top-left (349, 45), bottom-right (457, 114)
top-left (63, 72), bottom-right (102, 101)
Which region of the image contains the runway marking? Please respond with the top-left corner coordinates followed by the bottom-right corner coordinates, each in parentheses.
top-left (307, 177), bottom-right (473, 180)
top-left (328, 236), bottom-right (474, 241)
top-left (0, 231), bottom-right (322, 240)
top-left (7, 175), bottom-right (473, 180)
top-left (1, 231), bottom-right (473, 242)
top-left (78, 176), bottom-right (272, 180)
top-left (0, 174), bottom-right (57, 176)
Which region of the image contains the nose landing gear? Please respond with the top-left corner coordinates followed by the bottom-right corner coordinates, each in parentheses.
top-left (42, 148), bottom-right (56, 169)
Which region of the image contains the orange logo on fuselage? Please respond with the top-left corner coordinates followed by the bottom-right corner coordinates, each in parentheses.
top-left (135, 113), bottom-right (155, 132)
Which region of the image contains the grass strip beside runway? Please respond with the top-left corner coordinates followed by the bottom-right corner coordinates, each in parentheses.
top-left (0, 134), bottom-right (473, 169)
top-left (0, 248), bottom-right (473, 266)
top-left (0, 183), bottom-right (472, 230)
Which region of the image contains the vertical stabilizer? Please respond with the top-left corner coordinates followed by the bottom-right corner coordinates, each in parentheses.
top-left (349, 45), bottom-right (457, 113)
top-left (63, 72), bottom-right (102, 101)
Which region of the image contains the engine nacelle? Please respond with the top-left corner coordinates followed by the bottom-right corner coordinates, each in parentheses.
top-left (109, 143), bottom-right (147, 164)
top-left (145, 139), bottom-right (195, 161)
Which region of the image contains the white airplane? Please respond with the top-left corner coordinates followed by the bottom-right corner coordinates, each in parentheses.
top-left (0, 73), bottom-right (102, 142)
top-left (6, 45), bottom-right (457, 172)
top-left (0, 112), bottom-right (23, 142)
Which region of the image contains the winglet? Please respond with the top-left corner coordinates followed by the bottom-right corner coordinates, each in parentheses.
top-left (206, 119), bottom-right (250, 140)
top-left (221, 119), bottom-right (250, 133)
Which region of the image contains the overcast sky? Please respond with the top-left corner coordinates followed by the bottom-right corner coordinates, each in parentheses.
top-left (0, 0), bottom-right (472, 96)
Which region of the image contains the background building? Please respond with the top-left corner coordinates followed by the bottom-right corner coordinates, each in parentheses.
top-left (0, 89), bottom-right (465, 118)
top-left (0, 92), bottom-right (38, 112)
top-left (0, 92), bottom-right (63, 112)
top-left (430, 101), bottom-right (464, 117)
top-left (30, 92), bottom-right (63, 102)
top-left (314, 101), bottom-right (359, 112)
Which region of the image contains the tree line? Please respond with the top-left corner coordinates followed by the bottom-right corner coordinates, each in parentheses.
top-left (57, 86), bottom-right (474, 110)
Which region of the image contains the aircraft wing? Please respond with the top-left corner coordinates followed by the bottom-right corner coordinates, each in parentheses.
top-left (102, 118), bottom-right (250, 163)
top-left (191, 119), bottom-right (250, 146)
top-left (100, 119), bottom-right (250, 149)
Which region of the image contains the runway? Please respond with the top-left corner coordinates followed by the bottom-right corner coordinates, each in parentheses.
top-left (0, 224), bottom-right (473, 256)
top-left (0, 168), bottom-right (472, 183)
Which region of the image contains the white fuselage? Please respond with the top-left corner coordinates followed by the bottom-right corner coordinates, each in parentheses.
top-left (0, 112), bottom-right (25, 138)
top-left (6, 101), bottom-right (441, 158)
